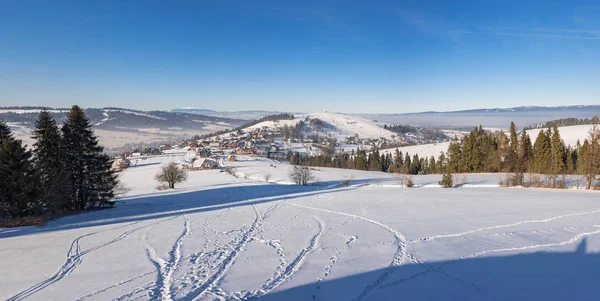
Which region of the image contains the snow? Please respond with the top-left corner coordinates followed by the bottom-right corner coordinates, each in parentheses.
top-left (1, 157), bottom-right (600, 301)
top-left (308, 112), bottom-right (397, 140)
top-left (379, 124), bottom-right (596, 160)
top-left (244, 119), bottom-right (300, 131)
top-left (380, 142), bottom-right (450, 160)
top-left (526, 124), bottom-right (594, 147)
top-left (103, 109), bottom-right (167, 121)
top-left (0, 109), bottom-right (67, 114)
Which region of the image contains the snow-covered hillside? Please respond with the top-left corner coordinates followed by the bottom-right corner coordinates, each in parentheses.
top-left (1, 156), bottom-right (599, 301)
top-left (244, 119), bottom-right (300, 132)
top-left (379, 124), bottom-right (595, 160)
top-left (308, 112), bottom-right (397, 140)
top-left (380, 142), bottom-right (451, 159)
top-left (526, 124), bottom-right (594, 147)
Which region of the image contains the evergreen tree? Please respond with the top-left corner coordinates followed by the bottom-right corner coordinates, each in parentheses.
top-left (549, 125), bottom-right (565, 175)
top-left (61, 105), bottom-right (118, 210)
top-left (402, 153), bottom-right (411, 173)
top-left (429, 156), bottom-right (437, 174)
top-left (409, 154), bottom-right (421, 174)
top-left (517, 129), bottom-right (533, 172)
top-left (355, 150), bottom-right (368, 170)
top-left (533, 129), bottom-right (551, 174)
top-left (578, 117), bottom-right (600, 189)
top-left (31, 110), bottom-right (66, 212)
top-left (0, 137), bottom-right (39, 218)
top-left (437, 152), bottom-right (446, 172)
top-left (565, 146), bottom-right (574, 174)
top-left (508, 122), bottom-right (519, 171)
top-left (0, 119), bottom-right (13, 143)
top-left (447, 137), bottom-right (461, 172)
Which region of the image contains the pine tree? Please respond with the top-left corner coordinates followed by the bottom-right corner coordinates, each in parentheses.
top-left (402, 153), bottom-right (412, 173)
top-left (0, 119), bottom-right (13, 143)
top-left (517, 130), bottom-right (533, 172)
top-left (578, 117), bottom-right (600, 189)
top-left (508, 122), bottom-right (518, 171)
top-left (565, 146), bottom-right (574, 174)
top-left (549, 126), bottom-right (565, 176)
top-left (533, 129), bottom-right (551, 174)
top-left (447, 137), bottom-right (461, 173)
top-left (31, 110), bottom-right (66, 212)
top-left (0, 137), bottom-right (39, 218)
top-left (429, 156), bottom-right (437, 174)
top-left (61, 105), bottom-right (118, 210)
top-left (409, 154), bottom-right (421, 174)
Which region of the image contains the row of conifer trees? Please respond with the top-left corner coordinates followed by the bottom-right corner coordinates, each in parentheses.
top-left (0, 106), bottom-right (118, 219)
top-left (291, 117), bottom-right (600, 189)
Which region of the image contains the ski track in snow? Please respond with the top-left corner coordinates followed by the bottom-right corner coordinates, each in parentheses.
top-left (7, 170), bottom-right (600, 301)
top-left (413, 208), bottom-right (600, 243)
top-left (7, 221), bottom-right (148, 301)
top-left (287, 202), bottom-right (421, 301)
top-left (461, 226), bottom-right (600, 259)
top-left (244, 216), bottom-right (325, 300)
top-left (148, 215), bottom-right (191, 301)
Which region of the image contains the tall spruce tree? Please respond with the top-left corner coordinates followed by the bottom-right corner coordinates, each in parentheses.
top-left (508, 122), bottom-right (519, 171)
top-left (549, 125), bottom-right (565, 176)
top-left (517, 129), bottom-right (533, 172)
top-left (533, 129), bottom-right (551, 174)
top-left (32, 110), bottom-right (66, 212)
top-left (0, 119), bottom-right (13, 143)
top-left (0, 137), bottom-right (39, 218)
top-left (578, 117), bottom-right (600, 189)
top-left (61, 105), bottom-right (118, 210)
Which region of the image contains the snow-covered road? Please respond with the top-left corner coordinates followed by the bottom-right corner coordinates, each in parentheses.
top-left (2, 159), bottom-right (600, 300)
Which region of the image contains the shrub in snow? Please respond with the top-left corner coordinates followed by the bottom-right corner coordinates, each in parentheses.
top-left (289, 166), bottom-right (315, 186)
top-left (155, 162), bottom-right (188, 189)
top-left (395, 174), bottom-right (414, 188)
top-left (340, 176), bottom-right (354, 187)
top-left (439, 172), bottom-right (454, 188)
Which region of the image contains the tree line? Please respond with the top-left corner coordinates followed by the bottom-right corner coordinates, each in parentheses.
top-left (524, 117), bottom-right (597, 130)
top-left (0, 106), bottom-right (118, 221)
top-left (290, 117), bottom-right (600, 190)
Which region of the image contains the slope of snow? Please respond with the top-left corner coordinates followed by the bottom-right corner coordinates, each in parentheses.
top-left (244, 119), bottom-right (301, 131)
top-left (308, 112), bottom-right (397, 140)
top-left (0, 109), bottom-right (68, 114)
top-left (1, 157), bottom-right (599, 301)
top-left (103, 109), bottom-right (167, 120)
top-left (380, 124), bottom-right (595, 160)
top-left (526, 124), bottom-right (594, 147)
top-left (379, 142), bottom-right (450, 160)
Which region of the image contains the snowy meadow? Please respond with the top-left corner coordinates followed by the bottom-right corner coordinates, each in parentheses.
top-left (1, 156), bottom-right (599, 300)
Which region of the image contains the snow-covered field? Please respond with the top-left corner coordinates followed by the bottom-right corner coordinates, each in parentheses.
top-left (380, 142), bottom-right (450, 160)
top-left (308, 112), bottom-right (397, 140)
top-left (1, 157), bottom-right (599, 301)
top-left (527, 124), bottom-right (594, 147)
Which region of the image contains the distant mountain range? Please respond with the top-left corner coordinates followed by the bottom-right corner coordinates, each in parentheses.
top-left (399, 105), bottom-right (600, 116)
top-left (170, 108), bottom-right (285, 120)
top-left (0, 106), bottom-right (248, 133)
top-left (361, 105), bottom-right (600, 129)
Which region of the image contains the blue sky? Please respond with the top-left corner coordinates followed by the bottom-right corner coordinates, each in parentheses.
top-left (1, 0), bottom-right (599, 113)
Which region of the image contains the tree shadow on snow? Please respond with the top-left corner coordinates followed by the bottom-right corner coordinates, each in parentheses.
top-left (0, 180), bottom-right (364, 239)
top-left (260, 238), bottom-right (600, 301)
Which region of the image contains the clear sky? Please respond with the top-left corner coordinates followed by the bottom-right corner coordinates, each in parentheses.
top-left (1, 0), bottom-right (599, 113)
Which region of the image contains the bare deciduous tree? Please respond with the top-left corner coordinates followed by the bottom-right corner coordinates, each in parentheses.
top-left (289, 166), bottom-right (315, 186)
top-left (395, 173), bottom-right (414, 188)
top-left (155, 162), bottom-right (188, 189)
